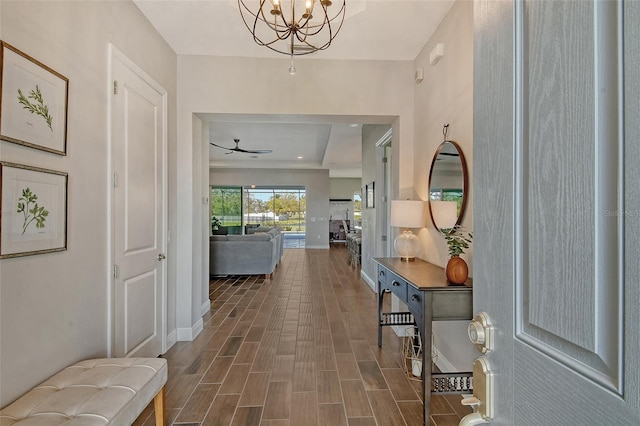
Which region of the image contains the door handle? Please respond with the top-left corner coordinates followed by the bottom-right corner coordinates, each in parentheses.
top-left (459, 356), bottom-right (494, 426)
top-left (157, 253), bottom-right (166, 261)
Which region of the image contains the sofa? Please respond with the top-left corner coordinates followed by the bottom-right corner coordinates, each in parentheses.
top-left (210, 227), bottom-right (283, 277)
top-left (246, 226), bottom-right (284, 260)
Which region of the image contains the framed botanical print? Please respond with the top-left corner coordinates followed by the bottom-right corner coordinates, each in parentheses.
top-left (0, 41), bottom-right (69, 155)
top-left (0, 162), bottom-right (68, 258)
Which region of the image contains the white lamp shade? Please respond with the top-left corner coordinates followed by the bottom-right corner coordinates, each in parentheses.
top-left (390, 200), bottom-right (426, 228)
top-left (430, 200), bottom-right (458, 230)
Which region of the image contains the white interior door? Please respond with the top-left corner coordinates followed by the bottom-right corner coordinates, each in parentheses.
top-left (474, 0), bottom-right (639, 424)
top-left (111, 48), bottom-right (167, 358)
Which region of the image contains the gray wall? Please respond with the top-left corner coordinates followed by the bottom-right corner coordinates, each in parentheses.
top-left (209, 168), bottom-right (330, 248)
top-left (0, 1), bottom-right (177, 405)
top-left (329, 178), bottom-right (362, 200)
top-left (360, 125), bottom-right (393, 285)
top-left (412, 0), bottom-right (476, 371)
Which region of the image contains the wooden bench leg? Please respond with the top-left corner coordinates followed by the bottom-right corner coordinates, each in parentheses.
top-left (154, 386), bottom-right (165, 426)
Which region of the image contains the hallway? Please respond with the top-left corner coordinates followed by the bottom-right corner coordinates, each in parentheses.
top-left (134, 247), bottom-right (471, 425)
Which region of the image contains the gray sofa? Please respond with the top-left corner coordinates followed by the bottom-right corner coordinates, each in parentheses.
top-left (209, 227), bottom-right (283, 277)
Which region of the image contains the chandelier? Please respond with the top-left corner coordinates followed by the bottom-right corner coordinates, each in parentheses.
top-left (238, 0), bottom-right (346, 71)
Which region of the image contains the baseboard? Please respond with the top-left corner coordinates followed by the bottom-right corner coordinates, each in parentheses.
top-left (176, 318), bottom-right (204, 341)
top-left (201, 299), bottom-right (211, 316)
top-left (166, 329), bottom-right (177, 351)
top-left (305, 244), bottom-right (330, 249)
top-left (434, 346), bottom-right (457, 372)
top-left (360, 270), bottom-right (376, 292)
top-left (391, 328), bottom-right (457, 373)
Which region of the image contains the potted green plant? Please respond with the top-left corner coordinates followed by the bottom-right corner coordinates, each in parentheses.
top-left (442, 226), bottom-right (473, 284)
top-left (211, 216), bottom-right (221, 230)
top-left (212, 216), bottom-right (227, 235)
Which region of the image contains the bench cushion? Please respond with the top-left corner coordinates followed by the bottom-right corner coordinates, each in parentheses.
top-left (0, 358), bottom-right (167, 426)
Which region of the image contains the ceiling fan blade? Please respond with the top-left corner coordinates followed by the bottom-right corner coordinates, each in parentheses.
top-left (211, 139), bottom-right (272, 154)
top-left (245, 149), bottom-right (273, 154)
top-left (210, 142), bottom-right (233, 150)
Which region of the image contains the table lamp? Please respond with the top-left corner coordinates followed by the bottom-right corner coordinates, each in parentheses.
top-left (390, 200), bottom-right (426, 261)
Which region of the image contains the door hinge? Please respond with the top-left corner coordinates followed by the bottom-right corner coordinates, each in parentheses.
top-left (381, 235), bottom-right (387, 242)
top-left (113, 265), bottom-right (118, 279)
top-left (113, 80), bottom-right (119, 95)
top-left (382, 156), bottom-right (388, 163)
top-left (113, 172), bottom-right (118, 188)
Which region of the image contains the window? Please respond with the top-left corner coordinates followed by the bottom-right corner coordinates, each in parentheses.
top-left (210, 186), bottom-right (242, 233)
top-left (244, 187), bottom-right (306, 233)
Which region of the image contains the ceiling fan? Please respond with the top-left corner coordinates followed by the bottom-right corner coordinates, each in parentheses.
top-left (210, 138), bottom-right (272, 154)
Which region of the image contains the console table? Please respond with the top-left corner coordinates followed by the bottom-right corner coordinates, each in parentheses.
top-left (374, 257), bottom-right (473, 425)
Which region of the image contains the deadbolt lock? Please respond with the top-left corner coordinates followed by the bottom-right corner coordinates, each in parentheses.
top-left (468, 312), bottom-right (494, 354)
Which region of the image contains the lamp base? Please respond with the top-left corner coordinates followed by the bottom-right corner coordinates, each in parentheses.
top-left (394, 229), bottom-right (420, 261)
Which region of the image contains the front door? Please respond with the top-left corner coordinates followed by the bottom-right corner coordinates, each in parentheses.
top-left (111, 48), bottom-right (167, 357)
top-left (474, 0), bottom-right (639, 424)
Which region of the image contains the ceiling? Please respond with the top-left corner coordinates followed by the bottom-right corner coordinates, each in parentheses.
top-left (134, 0), bottom-right (456, 177)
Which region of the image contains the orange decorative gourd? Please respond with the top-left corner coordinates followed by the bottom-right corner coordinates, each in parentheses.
top-left (446, 255), bottom-right (468, 285)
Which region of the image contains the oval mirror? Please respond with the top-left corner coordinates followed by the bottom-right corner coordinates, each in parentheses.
top-left (428, 140), bottom-right (469, 232)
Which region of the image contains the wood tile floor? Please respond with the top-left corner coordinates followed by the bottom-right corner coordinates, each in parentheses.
top-left (134, 247), bottom-right (471, 426)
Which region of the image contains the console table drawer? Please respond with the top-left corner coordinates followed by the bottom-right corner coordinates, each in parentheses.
top-left (377, 266), bottom-right (388, 287)
top-left (387, 272), bottom-right (408, 301)
top-left (407, 285), bottom-right (423, 318)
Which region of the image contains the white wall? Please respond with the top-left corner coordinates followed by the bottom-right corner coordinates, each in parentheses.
top-left (0, 1), bottom-right (177, 405)
top-left (177, 55), bottom-right (415, 335)
top-left (210, 168), bottom-right (330, 248)
top-left (412, 0), bottom-right (476, 371)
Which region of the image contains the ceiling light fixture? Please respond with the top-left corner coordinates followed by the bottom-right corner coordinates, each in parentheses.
top-left (238, 0), bottom-right (346, 73)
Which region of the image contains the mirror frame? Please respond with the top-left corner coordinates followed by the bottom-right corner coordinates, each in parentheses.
top-left (427, 140), bottom-right (469, 232)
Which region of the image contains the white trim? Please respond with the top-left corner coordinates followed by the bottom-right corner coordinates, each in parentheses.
top-left (201, 299), bottom-right (211, 316)
top-left (166, 330), bottom-right (177, 351)
top-left (106, 45), bottom-right (114, 358)
top-left (360, 270), bottom-right (376, 292)
top-left (434, 347), bottom-right (457, 373)
top-left (375, 127), bottom-right (393, 147)
top-left (305, 244), bottom-right (330, 249)
top-left (192, 318), bottom-right (204, 339)
top-left (391, 326), bottom-right (456, 372)
top-left (176, 318), bottom-right (204, 341)
top-left (108, 44), bottom-right (168, 357)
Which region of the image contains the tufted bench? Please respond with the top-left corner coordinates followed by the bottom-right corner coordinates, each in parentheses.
top-left (0, 358), bottom-right (167, 426)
